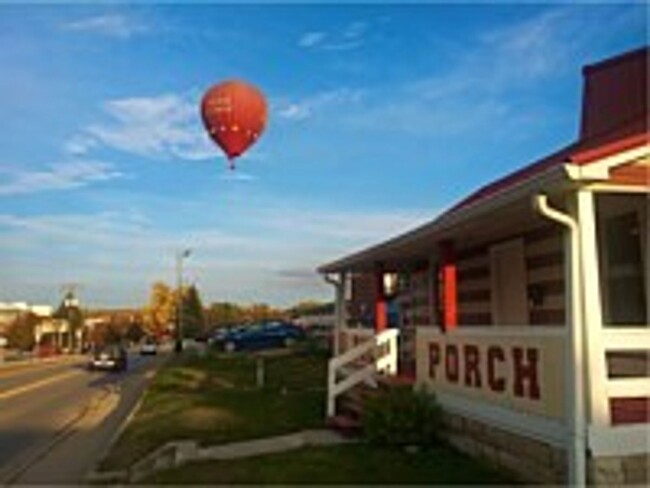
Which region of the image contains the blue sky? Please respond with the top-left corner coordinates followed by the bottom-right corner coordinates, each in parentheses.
top-left (0, 2), bottom-right (646, 309)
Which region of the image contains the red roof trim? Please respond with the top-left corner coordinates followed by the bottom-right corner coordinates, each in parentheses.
top-left (582, 46), bottom-right (649, 76)
top-left (570, 132), bottom-right (649, 165)
top-left (449, 143), bottom-right (576, 212)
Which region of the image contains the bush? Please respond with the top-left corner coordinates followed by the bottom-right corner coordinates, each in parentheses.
top-left (362, 385), bottom-right (443, 447)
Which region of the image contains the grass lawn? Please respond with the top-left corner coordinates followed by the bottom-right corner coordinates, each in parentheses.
top-left (99, 345), bottom-right (328, 471)
top-left (143, 443), bottom-right (518, 485)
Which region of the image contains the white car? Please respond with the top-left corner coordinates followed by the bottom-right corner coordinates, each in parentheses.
top-left (139, 339), bottom-right (158, 355)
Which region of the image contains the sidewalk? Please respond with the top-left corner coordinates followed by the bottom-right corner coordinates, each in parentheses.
top-left (89, 429), bottom-right (352, 483)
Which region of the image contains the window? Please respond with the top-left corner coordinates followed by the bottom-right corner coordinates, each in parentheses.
top-left (601, 208), bottom-right (648, 325)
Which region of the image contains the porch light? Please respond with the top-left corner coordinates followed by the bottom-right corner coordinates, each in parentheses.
top-left (383, 273), bottom-right (398, 296)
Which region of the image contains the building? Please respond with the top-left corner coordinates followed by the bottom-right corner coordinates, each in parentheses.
top-left (0, 302), bottom-right (53, 338)
top-left (319, 47), bottom-right (648, 485)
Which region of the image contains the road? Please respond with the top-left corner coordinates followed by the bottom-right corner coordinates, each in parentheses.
top-left (0, 349), bottom-right (168, 485)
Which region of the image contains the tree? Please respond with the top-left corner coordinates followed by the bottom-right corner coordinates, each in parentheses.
top-left (206, 302), bottom-right (244, 328)
top-left (126, 322), bottom-right (146, 343)
top-left (288, 300), bottom-right (334, 318)
top-left (143, 282), bottom-right (176, 337)
top-left (243, 303), bottom-right (284, 323)
top-left (6, 312), bottom-right (39, 351)
top-left (181, 285), bottom-right (205, 339)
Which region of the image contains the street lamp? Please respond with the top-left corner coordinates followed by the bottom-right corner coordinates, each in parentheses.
top-left (175, 249), bottom-right (192, 353)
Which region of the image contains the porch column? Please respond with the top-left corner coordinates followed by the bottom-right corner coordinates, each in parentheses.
top-left (333, 272), bottom-right (347, 356)
top-left (439, 240), bottom-right (458, 331)
top-left (575, 189), bottom-right (609, 427)
top-left (375, 268), bottom-right (387, 332)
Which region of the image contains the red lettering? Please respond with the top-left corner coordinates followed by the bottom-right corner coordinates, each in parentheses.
top-left (445, 344), bottom-right (459, 383)
top-left (463, 344), bottom-right (482, 388)
top-left (429, 343), bottom-right (440, 379)
top-left (513, 347), bottom-right (541, 399)
top-left (487, 346), bottom-right (506, 392)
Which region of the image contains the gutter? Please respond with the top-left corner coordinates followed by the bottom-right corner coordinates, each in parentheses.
top-left (533, 194), bottom-right (586, 487)
top-left (323, 273), bottom-right (345, 356)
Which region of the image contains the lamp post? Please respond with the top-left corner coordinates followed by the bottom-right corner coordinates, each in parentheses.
top-left (175, 249), bottom-right (192, 353)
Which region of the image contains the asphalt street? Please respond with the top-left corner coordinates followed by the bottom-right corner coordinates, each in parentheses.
top-left (0, 349), bottom-right (168, 485)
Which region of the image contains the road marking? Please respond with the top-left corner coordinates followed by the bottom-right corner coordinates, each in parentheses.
top-left (0, 358), bottom-right (81, 377)
top-left (0, 370), bottom-right (81, 401)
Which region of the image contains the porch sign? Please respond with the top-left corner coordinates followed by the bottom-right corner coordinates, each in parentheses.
top-left (416, 328), bottom-right (566, 419)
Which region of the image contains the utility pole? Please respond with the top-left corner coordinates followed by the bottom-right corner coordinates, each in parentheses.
top-left (175, 249), bottom-right (191, 353)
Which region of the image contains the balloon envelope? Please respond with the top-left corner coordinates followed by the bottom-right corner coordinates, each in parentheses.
top-left (201, 80), bottom-right (267, 167)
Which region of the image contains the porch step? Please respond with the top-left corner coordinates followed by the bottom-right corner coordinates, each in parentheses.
top-left (376, 373), bottom-right (416, 388)
top-left (326, 414), bottom-right (362, 436)
top-left (339, 393), bottom-right (364, 418)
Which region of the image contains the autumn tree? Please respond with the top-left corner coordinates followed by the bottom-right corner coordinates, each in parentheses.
top-left (143, 282), bottom-right (176, 337)
top-left (288, 300), bottom-right (333, 318)
top-left (6, 312), bottom-right (39, 351)
top-left (242, 303), bottom-right (285, 323)
top-left (206, 302), bottom-right (244, 328)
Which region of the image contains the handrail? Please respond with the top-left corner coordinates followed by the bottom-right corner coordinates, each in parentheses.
top-left (327, 328), bottom-right (399, 417)
top-left (330, 328), bottom-right (397, 372)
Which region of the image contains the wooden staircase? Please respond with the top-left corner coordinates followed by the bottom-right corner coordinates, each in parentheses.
top-left (326, 329), bottom-right (415, 435)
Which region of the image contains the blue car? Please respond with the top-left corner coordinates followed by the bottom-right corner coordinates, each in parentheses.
top-left (215, 321), bottom-right (305, 352)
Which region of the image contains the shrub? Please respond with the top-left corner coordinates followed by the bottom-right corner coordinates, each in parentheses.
top-left (362, 385), bottom-right (443, 447)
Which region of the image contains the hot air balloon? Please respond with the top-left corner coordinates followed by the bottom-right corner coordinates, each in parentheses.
top-left (201, 80), bottom-right (268, 170)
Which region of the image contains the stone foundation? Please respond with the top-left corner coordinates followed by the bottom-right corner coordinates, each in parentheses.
top-left (589, 453), bottom-right (649, 486)
top-left (443, 411), bottom-right (649, 485)
top-left (442, 411), bottom-right (567, 484)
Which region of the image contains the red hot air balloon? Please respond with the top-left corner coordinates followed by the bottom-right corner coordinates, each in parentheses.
top-left (201, 80), bottom-right (268, 170)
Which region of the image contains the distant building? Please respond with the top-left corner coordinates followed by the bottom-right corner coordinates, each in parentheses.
top-left (0, 302), bottom-right (53, 336)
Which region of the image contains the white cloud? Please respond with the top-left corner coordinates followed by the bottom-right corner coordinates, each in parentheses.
top-left (86, 94), bottom-right (217, 161)
top-left (277, 103), bottom-right (311, 121)
top-left (339, 7), bottom-right (617, 139)
top-left (0, 161), bottom-right (123, 196)
top-left (298, 32), bottom-right (326, 48)
top-left (64, 134), bottom-right (97, 156)
top-left (61, 14), bottom-right (148, 39)
top-left (276, 88), bottom-right (364, 122)
top-left (407, 7), bottom-right (595, 103)
top-left (298, 20), bottom-right (369, 52)
top-left (0, 201), bottom-right (430, 307)
top-left (219, 171), bottom-right (257, 182)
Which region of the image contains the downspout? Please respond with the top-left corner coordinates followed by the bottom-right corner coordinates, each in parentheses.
top-left (324, 272), bottom-right (345, 356)
top-left (534, 194), bottom-right (586, 487)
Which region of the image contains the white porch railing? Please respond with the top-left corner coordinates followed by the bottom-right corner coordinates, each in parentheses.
top-left (326, 328), bottom-right (399, 417)
top-left (587, 326), bottom-right (650, 456)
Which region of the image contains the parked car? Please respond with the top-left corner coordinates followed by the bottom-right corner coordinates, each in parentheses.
top-left (139, 337), bottom-right (158, 355)
top-left (213, 321), bottom-right (305, 352)
top-left (88, 344), bottom-right (128, 372)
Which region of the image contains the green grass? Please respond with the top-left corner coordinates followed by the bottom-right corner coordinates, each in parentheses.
top-left (99, 346), bottom-right (328, 471)
top-left (143, 443), bottom-right (518, 485)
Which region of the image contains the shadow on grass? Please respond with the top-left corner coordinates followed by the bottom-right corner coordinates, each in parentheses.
top-left (143, 443), bottom-right (520, 485)
top-left (99, 346), bottom-right (327, 472)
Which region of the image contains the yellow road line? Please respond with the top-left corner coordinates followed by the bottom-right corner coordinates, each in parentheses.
top-left (0, 370), bottom-right (81, 401)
